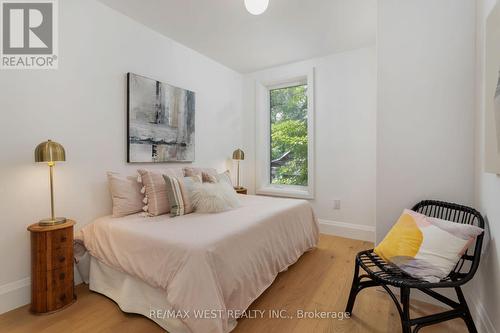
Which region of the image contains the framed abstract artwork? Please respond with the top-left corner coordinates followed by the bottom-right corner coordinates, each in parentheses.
top-left (485, 3), bottom-right (500, 174)
top-left (127, 73), bottom-right (195, 163)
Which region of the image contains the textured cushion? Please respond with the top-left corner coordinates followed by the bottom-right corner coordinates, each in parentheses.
top-left (184, 167), bottom-right (217, 179)
top-left (191, 181), bottom-right (240, 213)
top-left (201, 170), bottom-right (232, 185)
top-left (107, 172), bottom-right (144, 217)
top-left (163, 175), bottom-right (202, 216)
top-left (201, 171), bottom-right (218, 183)
top-left (215, 170), bottom-right (233, 186)
top-left (374, 209), bottom-right (483, 282)
top-left (137, 168), bottom-right (184, 216)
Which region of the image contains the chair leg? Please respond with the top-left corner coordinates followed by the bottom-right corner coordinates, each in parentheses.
top-left (455, 287), bottom-right (477, 333)
top-left (400, 287), bottom-right (412, 333)
top-left (345, 260), bottom-right (360, 315)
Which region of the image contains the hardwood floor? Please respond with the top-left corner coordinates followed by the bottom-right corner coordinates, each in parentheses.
top-left (0, 234), bottom-right (467, 333)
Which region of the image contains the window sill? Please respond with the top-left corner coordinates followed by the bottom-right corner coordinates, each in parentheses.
top-left (256, 185), bottom-right (314, 200)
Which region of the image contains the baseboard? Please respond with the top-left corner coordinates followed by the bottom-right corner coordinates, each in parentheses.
top-left (318, 219), bottom-right (375, 242)
top-left (0, 277), bottom-right (30, 315)
top-left (0, 268), bottom-right (83, 315)
top-left (468, 292), bottom-right (496, 333)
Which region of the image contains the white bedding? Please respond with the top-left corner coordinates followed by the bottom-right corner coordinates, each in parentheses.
top-left (79, 195), bottom-right (319, 333)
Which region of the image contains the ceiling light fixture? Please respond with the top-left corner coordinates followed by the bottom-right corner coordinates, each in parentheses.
top-left (244, 0), bottom-right (269, 15)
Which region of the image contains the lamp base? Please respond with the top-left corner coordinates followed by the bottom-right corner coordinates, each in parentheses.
top-left (38, 217), bottom-right (67, 226)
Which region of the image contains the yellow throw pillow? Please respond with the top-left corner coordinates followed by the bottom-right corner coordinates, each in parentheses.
top-left (374, 212), bottom-right (423, 262)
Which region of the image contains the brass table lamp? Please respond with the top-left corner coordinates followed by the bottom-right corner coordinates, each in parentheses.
top-left (35, 140), bottom-right (66, 226)
top-left (232, 148), bottom-right (245, 189)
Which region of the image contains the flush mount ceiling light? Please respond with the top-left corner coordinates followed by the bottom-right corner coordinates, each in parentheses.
top-left (244, 0), bottom-right (269, 15)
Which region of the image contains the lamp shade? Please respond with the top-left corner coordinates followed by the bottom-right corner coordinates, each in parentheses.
top-left (35, 140), bottom-right (66, 163)
top-left (232, 149), bottom-right (245, 160)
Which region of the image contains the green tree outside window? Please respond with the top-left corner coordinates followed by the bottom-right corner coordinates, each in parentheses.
top-left (270, 84), bottom-right (308, 186)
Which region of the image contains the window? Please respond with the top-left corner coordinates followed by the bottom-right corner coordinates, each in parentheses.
top-left (255, 69), bottom-right (314, 199)
top-left (270, 84), bottom-right (308, 186)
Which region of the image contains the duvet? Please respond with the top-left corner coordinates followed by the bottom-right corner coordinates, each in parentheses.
top-left (79, 195), bottom-right (319, 333)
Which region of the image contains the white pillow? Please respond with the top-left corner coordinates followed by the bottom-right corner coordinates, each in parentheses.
top-left (428, 216), bottom-right (483, 240)
top-left (191, 182), bottom-right (240, 213)
top-left (215, 170), bottom-right (233, 186)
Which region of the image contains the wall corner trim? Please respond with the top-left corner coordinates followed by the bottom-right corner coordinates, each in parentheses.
top-left (0, 277), bottom-right (30, 296)
top-left (468, 292), bottom-right (497, 333)
top-left (0, 277), bottom-right (30, 315)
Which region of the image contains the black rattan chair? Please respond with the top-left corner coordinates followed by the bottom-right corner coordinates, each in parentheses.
top-left (345, 200), bottom-right (485, 333)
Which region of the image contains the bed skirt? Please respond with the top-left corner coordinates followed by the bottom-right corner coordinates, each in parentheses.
top-left (89, 257), bottom-right (240, 333)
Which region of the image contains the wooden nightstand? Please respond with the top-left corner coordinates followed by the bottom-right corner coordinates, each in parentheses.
top-left (234, 187), bottom-right (247, 194)
top-left (27, 220), bottom-right (76, 314)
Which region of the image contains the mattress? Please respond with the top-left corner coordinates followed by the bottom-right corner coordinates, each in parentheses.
top-left (79, 194), bottom-right (319, 333)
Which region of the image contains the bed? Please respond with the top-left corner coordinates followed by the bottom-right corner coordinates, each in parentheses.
top-left (78, 194), bottom-right (319, 333)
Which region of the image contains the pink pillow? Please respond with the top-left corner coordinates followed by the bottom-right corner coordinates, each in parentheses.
top-left (107, 172), bottom-right (144, 217)
top-left (183, 167), bottom-right (217, 180)
top-left (412, 210), bottom-right (483, 241)
top-left (137, 168), bottom-right (184, 216)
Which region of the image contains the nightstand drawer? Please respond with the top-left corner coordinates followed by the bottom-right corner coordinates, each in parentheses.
top-left (49, 265), bottom-right (74, 292)
top-left (32, 286), bottom-right (74, 313)
top-left (31, 265), bottom-right (74, 313)
top-left (50, 246), bottom-right (72, 270)
top-left (49, 266), bottom-right (74, 310)
top-left (53, 286), bottom-right (74, 309)
top-left (50, 228), bottom-right (72, 250)
top-left (33, 246), bottom-right (72, 271)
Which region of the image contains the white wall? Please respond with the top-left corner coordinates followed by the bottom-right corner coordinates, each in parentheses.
top-left (242, 47), bottom-right (377, 240)
top-left (376, 0), bottom-right (476, 242)
top-left (473, 0), bottom-right (500, 331)
top-left (0, 0), bottom-right (243, 313)
top-left (377, 1), bottom-right (498, 331)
